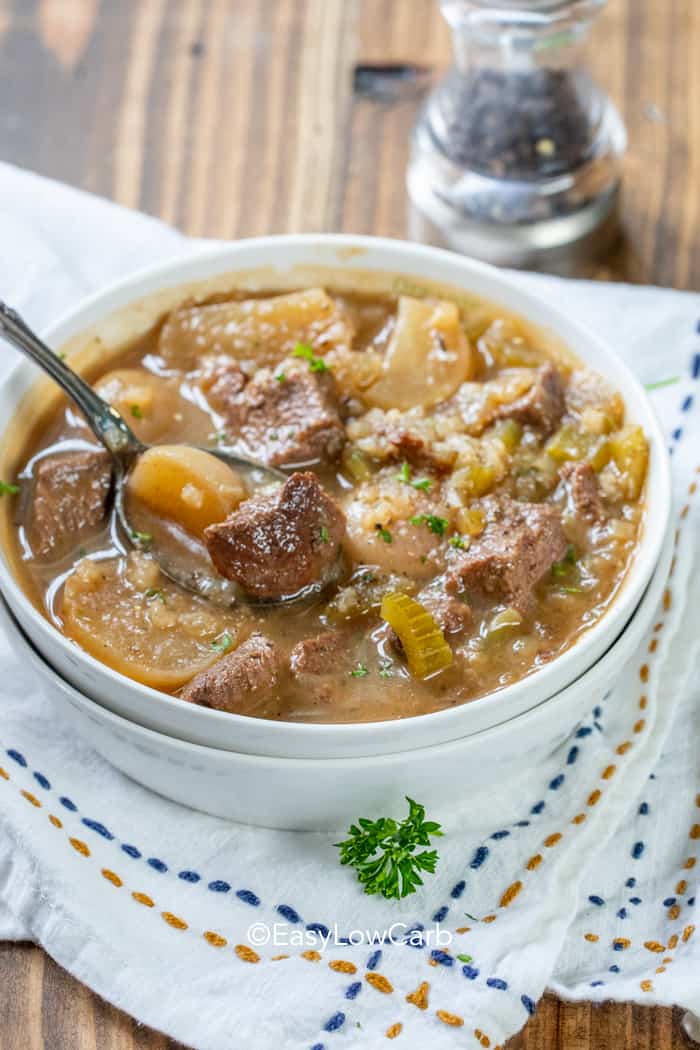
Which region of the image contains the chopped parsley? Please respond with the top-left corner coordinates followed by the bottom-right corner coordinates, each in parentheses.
top-left (449, 534), bottom-right (467, 550)
top-left (275, 371), bottom-right (286, 383)
top-left (56, 351), bottom-right (67, 361)
top-left (396, 461), bottom-right (411, 484)
top-left (410, 514), bottom-right (448, 537)
top-left (293, 342), bottom-right (328, 373)
top-left (209, 430), bottom-right (230, 444)
top-left (210, 631), bottom-right (234, 653)
top-left (319, 524), bottom-right (330, 544)
top-left (130, 404), bottom-right (144, 419)
top-left (145, 588), bottom-right (166, 602)
top-left (551, 544), bottom-right (577, 578)
top-left (130, 529), bottom-right (152, 545)
top-left (395, 461), bottom-right (433, 492)
top-left (558, 584), bottom-right (583, 595)
top-left (644, 376), bottom-right (680, 392)
top-left (350, 663), bottom-right (369, 678)
top-left (411, 477), bottom-right (433, 492)
top-left (379, 661), bottom-right (394, 679)
top-left (375, 524), bottom-right (392, 544)
top-left (0, 480), bottom-right (20, 496)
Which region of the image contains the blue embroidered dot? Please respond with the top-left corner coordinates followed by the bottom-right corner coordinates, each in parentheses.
top-left (366, 949), bottom-right (382, 970)
top-left (693, 349), bottom-right (700, 377)
top-left (515, 820), bottom-right (530, 827)
top-left (178, 870), bottom-right (200, 883)
top-left (403, 924), bottom-right (425, 948)
top-left (277, 904), bottom-right (301, 923)
top-left (236, 889), bottom-right (260, 906)
top-left (688, 897), bottom-right (695, 907)
top-left (451, 880), bottom-right (466, 899)
top-left (491, 830), bottom-right (510, 840)
top-left (311, 1044), bottom-right (325, 1050)
top-left (486, 977), bottom-right (508, 991)
top-left (208, 880), bottom-right (230, 893)
top-left (672, 426), bottom-right (683, 441)
top-left (431, 949), bottom-right (453, 967)
top-left (649, 773), bottom-right (656, 780)
top-left (6, 749), bottom-right (26, 767)
top-left (345, 982), bottom-right (362, 1000)
top-left (589, 895), bottom-right (605, 907)
top-left (613, 942), bottom-right (625, 952)
top-left (591, 980), bottom-right (605, 987)
top-left (432, 905), bottom-right (449, 922)
top-left (306, 923), bottom-right (329, 937)
top-left (462, 965), bottom-right (479, 980)
top-left (121, 844), bottom-right (141, 859)
top-left (626, 877), bottom-right (636, 888)
top-left (594, 721), bottom-right (603, 732)
top-left (576, 726), bottom-right (593, 738)
top-left (638, 802), bottom-right (649, 815)
top-left (629, 897), bottom-right (642, 906)
top-left (60, 796), bottom-right (77, 812)
top-left (323, 1013), bottom-right (345, 1033)
top-left (531, 800), bottom-right (546, 815)
top-left (470, 845), bottom-right (489, 869)
top-left (82, 818), bottom-right (114, 840)
top-left (609, 965), bottom-right (620, 973)
top-left (521, 994), bottom-right (536, 1015)
top-left (567, 746), bottom-right (579, 765)
top-left (33, 772), bottom-right (51, 790)
top-left (617, 908), bottom-right (628, 919)
top-left (593, 706), bottom-right (602, 718)
top-left (147, 857), bottom-right (168, 873)
top-left (631, 842), bottom-right (645, 859)
top-left (683, 394), bottom-right (695, 412)
top-left (663, 897), bottom-right (676, 907)
top-left (549, 774), bottom-right (565, 791)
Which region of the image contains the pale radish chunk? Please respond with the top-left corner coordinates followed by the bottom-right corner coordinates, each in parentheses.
top-left (62, 554), bottom-right (246, 690)
top-left (364, 297), bottom-right (474, 410)
top-left (127, 445), bottom-right (247, 538)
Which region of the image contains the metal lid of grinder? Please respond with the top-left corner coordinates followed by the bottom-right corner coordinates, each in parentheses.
top-left (407, 0), bottom-right (626, 272)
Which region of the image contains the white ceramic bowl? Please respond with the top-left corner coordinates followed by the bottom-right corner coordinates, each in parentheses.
top-left (0, 517), bottom-right (673, 830)
top-left (0, 237), bottom-right (671, 760)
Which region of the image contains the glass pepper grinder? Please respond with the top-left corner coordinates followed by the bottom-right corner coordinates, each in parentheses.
top-left (407, 0), bottom-right (626, 272)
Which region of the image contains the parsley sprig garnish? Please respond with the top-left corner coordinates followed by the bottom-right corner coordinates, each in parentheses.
top-left (0, 480), bottom-right (20, 496)
top-left (410, 513), bottom-right (449, 537)
top-left (395, 461), bottom-right (433, 492)
top-left (210, 631), bottom-right (234, 653)
top-left (293, 342), bottom-right (328, 373)
top-left (336, 797), bottom-right (443, 899)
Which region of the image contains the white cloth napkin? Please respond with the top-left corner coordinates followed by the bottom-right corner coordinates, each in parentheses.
top-left (0, 162), bottom-right (698, 1050)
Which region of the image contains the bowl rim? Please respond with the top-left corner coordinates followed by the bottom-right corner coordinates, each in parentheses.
top-left (0, 234), bottom-right (672, 750)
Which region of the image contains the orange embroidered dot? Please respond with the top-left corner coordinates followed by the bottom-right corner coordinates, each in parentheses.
top-left (676, 880), bottom-right (688, 895)
top-left (455, 926), bottom-right (470, 934)
top-left (633, 719), bottom-right (646, 734)
top-left (655, 966), bottom-right (666, 974)
top-left (482, 915), bottom-right (497, 923)
top-left (49, 814), bottom-right (62, 829)
top-left (613, 938), bottom-right (630, 950)
top-left (640, 980), bottom-right (653, 992)
top-left (667, 934), bottom-right (679, 950)
top-left (648, 638), bottom-right (658, 654)
top-left (436, 1010), bottom-right (463, 1027)
top-left (668, 904), bottom-right (681, 920)
top-left (271, 954), bottom-right (289, 961)
top-left (386, 1023), bottom-right (402, 1039)
top-left (366, 973), bottom-right (393, 994)
top-left (601, 764), bottom-right (617, 780)
top-left (235, 944), bottom-right (260, 963)
top-left (526, 854), bottom-right (543, 870)
top-left (475, 1029), bottom-right (491, 1048)
top-left (499, 880), bottom-right (523, 908)
top-left (643, 941), bottom-right (665, 953)
top-left (584, 933), bottom-right (599, 943)
top-left (663, 589), bottom-right (672, 610)
top-left (132, 892), bottom-right (154, 907)
top-left (101, 868), bottom-right (123, 888)
top-left (69, 837), bottom-right (90, 857)
top-left (639, 695), bottom-right (648, 709)
top-left (682, 925), bottom-right (695, 943)
top-left (21, 790), bottom-right (41, 808)
top-left (204, 931), bottom-right (227, 948)
top-left (616, 742), bottom-right (632, 755)
top-left (161, 912), bottom-right (187, 931)
top-left (544, 832), bottom-right (562, 848)
top-left (690, 824), bottom-right (700, 840)
top-left (572, 814), bottom-right (587, 825)
top-left (588, 789), bottom-right (602, 806)
top-left (695, 793), bottom-right (700, 808)
top-left (329, 960), bottom-right (356, 974)
top-left (0, 767), bottom-right (9, 780)
top-left (684, 857), bottom-right (696, 870)
top-left (302, 950), bottom-right (321, 962)
top-left (406, 981), bottom-right (429, 1010)
top-left (639, 664), bottom-right (649, 683)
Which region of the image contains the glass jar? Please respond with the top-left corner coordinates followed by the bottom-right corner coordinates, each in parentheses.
top-left (407, 0), bottom-right (626, 271)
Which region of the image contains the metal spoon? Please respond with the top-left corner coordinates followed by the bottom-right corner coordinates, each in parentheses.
top-left (0, 301), bottom-right (286, 606)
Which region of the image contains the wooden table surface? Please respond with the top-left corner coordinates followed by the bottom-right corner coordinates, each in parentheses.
top-left (0, 2), bottom-right (698, 1048)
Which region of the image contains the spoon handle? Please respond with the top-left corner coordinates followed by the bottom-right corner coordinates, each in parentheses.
top-left (0, 302), bottom-right (142, 460)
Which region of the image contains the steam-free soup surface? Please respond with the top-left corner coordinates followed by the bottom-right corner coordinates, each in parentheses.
top-left (10, 284), bottom-right (648, 722)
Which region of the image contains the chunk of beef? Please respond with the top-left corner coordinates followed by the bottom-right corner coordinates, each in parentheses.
top-left (493, 363), bottom-right (565, 434)
top-left (418, 587), bottom-right (473, 636)
top-left (26, 449), bottom-right (112, 560)
top-left (289, 630), bottom-right (347, 675)
top-left (180, 633), bottom-right (280, 713)
top-left (559, 461), bottom-right (604, 523)
top-left (205, 359), bottom-right (345, 468)
top-left (446, 496), bottom-right (567, 613)
top-left (204, 471), bottom-right (346, 601)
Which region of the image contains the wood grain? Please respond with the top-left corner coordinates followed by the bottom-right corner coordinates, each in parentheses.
top-left (0, 1), bottom-right (698, 1047)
